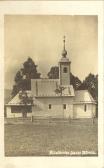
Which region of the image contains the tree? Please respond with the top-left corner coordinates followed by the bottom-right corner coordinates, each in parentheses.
top-left (23, 57), bottom-right (41, 79)
top-left (47, 66), bottom-right (82, 90)
top-left (11, 57), bottom-right (41, 97)
top-left (70, 73), bottom-right (82, 90)
top-left (19, 90), bottom-right (33, 118)
top-left (55, 85), bottom-right (65, 96)
top-left (19, 90), bottom-right (33, 105)
top-left (47, 66), bottom-right (59, 79)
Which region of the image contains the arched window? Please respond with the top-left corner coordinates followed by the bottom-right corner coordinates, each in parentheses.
top-left (63, 67), bottom-right (67, 73)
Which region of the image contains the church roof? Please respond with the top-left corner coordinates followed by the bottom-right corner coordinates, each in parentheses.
top-left (6, 79), bottom-right (75, 106)
top-left (74, 90), bottom-right (96, 104)
top-left (31, 79), bottom-right (74, 97)
top-left (6, 89), bottom-right (96, 106)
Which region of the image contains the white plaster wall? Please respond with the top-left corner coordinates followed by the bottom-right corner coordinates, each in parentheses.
top-left (27, 113), bottom-right (32, 117)
top-left (14, 113), bottom-right (22, 118)
top-left (73, 104), bottom-right (96, 119)
top-left (6, 106), bottom-right (14, 118)
top-left (64, 104), bottom-right (73, 119)
top-left (32, 97), bottom-right (74, 119)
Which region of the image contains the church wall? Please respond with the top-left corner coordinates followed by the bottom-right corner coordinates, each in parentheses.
top-left (27, 113), bottom-right (32, 117)
top-left (6, 103), bottom-right (96, 119)
top-left (73, 103), bottom-right (96, 119)
top-left (32, 97), bottom-right (74, 119)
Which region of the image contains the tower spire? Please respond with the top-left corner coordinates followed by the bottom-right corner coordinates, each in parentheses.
top-left (62, 35), bottom-right (67, 57)
top-left (63, 35), bottom-right (66, 50)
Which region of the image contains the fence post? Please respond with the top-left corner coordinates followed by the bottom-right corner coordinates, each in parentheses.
top-left (69, 116), bottom-right (71, 124)
top-left (31, 115), bottom-right (34, 122)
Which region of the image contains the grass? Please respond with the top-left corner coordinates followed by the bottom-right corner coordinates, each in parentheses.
top-left (5, 118), bottom-right (98, 156)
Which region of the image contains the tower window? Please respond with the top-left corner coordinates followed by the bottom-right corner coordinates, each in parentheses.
top-left (63, 67), bottom-right (67, 73)
top-left (49, 104), bottom-right (52, 109)
top-left (63, 104), bottom-right (66, 109)
top-left (84, 104), bottom-right (87, 112)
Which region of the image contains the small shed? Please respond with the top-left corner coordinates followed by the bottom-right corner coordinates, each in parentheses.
top-left (5, 91), bottom-right (32, 118)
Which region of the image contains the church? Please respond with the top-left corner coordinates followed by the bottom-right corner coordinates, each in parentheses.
top-left (6, 37), bottom-right (97, 119)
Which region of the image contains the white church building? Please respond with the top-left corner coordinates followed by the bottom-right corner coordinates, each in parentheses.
top-left (6, 37), bottom-right (97, 119)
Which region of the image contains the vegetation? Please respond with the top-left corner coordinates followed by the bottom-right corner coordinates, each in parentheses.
top-left (54, 85), bottom-right (65, 96)
top-left (18, 90), bottom-right (33, 118)
top-left (5, 119), bottom-right (98, 156)
top-left (47, 66), bottom-right (59, 79)
top-left (11, 57), bottom-right (41, 97)
top-left (70, 72), bottom-right (82, 90)
top-left (19, 91), bottom-right (33, 105)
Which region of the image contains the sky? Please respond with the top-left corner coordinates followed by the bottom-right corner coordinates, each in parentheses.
top-left (4, 15), bottom-right (98, 90)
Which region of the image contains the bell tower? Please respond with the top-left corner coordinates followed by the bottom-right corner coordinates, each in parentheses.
top-left (59, 36), bottom-right (71, 86)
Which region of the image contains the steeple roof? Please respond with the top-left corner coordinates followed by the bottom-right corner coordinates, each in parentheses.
top-left (59, 36), bottom-right (70, 63)
top-left (62, 36), bottom-right (67, 57)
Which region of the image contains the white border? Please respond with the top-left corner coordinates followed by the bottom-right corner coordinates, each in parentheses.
top-left (0, 1), bottom-right (104, 168)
